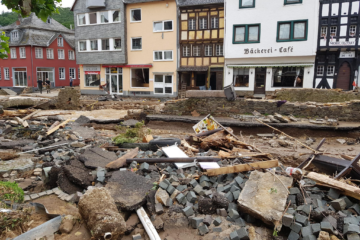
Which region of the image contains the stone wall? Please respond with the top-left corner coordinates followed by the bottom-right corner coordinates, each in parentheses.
top-left (274, 88), bottom-right (360, 103)
top-left (162, 98), bottom-right (360, 121)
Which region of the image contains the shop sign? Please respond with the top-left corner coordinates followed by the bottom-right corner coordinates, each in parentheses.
top-left (339, 51), bottom-right (355, 58)
top-left (329, 40), bottom-right (355, 46)
top-left (84, 65), bottom-right (101, 71)
top-left (85, 71), bottom-right (100, 75)
top-left (244, 46), bottom-right (294, 54)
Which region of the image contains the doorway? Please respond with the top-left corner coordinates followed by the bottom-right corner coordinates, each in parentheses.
top-left (337, 62), bottom-right (351, 90)
top-left (210, 73), bottom-right (216, 90)
top-left (106, 68), bottom-right (123, 94)
top-left (254, 67), bottom-right (266, 94)
top-left (37, 68), bottom-right (54, 87)
top-left (13, 68), bottom-right (27, 87)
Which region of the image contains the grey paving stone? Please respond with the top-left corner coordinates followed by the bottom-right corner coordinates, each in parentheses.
top-left (190, 217), bottom-right (203, 229)
top-left (45, 190), bottom-right (54, 195)
top-left (283, 213), bottom-right (294, 227)
top-left (230, 230), bottom-right (240, 240)
top-left (213, 217), bottom-right (222, 226)
top-left (38, 192), bottom-right (47, 197)
top-left (301, 226), bottom-right (313, 238)
top-left (320, 222), bottom-right (333, 233)
top-left (24, 195), bottom-right (30, 202)
top-left (331, 198), bottom-right (346, 211)
top-left (183, 206), bottom-right (194, 217)
top-left (236, 227), bottom-right (249, 240)
top-left (198, 223), bottom-right (209, 236)
top-left (344, 224), bottom-right (360, 234)
top-left (29, 193), bottom-right (39, 200)
top-left (213, 227), bottom-right (222, 232)
top-left (228, 209), bottom-right (240, 220)
top-left (311, 223), bottom-right (321, 235)
top-left (290, 222), bottom-right (302, 233)
top-left (295, 213), bottom-right (308, 226)
top-left (288, 231), bottom-right (299, 240)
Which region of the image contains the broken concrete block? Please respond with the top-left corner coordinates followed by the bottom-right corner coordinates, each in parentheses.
top-left (190, 217), bottom-right (203, 229)
top-left (155, 188), bottom-right (169, 205)
top-left (344, 224), bottom-right (360, 234)
top-left (282, 213), bottom-right (294, 227)
top-left (79, 147), bottom-right (117, 169)
top-left (78, 187), bottom-right (125, 239)
top-left (105, 171), bottom-right (153, 211)
top-left (155, 203), bottom-right (164, 214)
top-left (330, 198), bottom-right (346, 211)
top-left (237, 171), bottom-right (293, 226)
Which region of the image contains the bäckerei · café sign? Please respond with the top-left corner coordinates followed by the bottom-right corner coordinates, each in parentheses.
top-left (244, 46), bottom-right (294, 54)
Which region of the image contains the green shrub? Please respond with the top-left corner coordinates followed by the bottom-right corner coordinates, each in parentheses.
top-left (0, 181), bottom-right (24, 203)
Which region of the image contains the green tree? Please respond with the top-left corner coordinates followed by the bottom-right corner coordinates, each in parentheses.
top-left (0, 0), bottom-right (63, 58)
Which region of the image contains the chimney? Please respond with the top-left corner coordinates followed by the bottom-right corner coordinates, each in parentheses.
top-left (16, 20), bottom-right (20, 25)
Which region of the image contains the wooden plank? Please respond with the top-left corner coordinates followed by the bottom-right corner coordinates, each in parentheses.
top-left (46, 119), bottom-right (71, 136)
top-left (22, 109), bottom-right (41, 121)
top-left (206, 160), bottom-right (279, 176)
top-left (15, 117), bottom-right (29, 128)
top-left (106, 147), bottom-right (139, 169)
top-left (307, 172), bottom-right (360, 200)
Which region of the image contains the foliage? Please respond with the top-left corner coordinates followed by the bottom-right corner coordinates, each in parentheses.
top-left (1, 0), bottom-right (62, 21)
top-left (0, 33), bottom-right (9, 59)
top-left (0, 207), bottom-right (31, 231)
top-left (0, 181), bottom-right (24, 203)
top-left (112, 121), bottom-right (151, 145)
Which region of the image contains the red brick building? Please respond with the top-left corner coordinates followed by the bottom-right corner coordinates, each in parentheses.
top-left (0, 14), bottom-right (79, 90)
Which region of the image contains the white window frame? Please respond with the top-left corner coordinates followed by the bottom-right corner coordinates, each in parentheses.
top-left (11, 31), bottom-right (19, 41)
top-left (327, 65), bottom-right (335, 76)
top-left (189, 19), bottom-right (196, 30)
top-left (153, 50), bottom-right (173, 61)
top-left (199, 18), bottom-right (207, 30)
top-left (57, 37), bottom-right (64, 47)
top-left (19, 47), bottom-right (26, 58)
top-left (154, 75), bottom-right (173, 95)
top-left (46, 48), bottom-right (54, 59)
top-left (68, 50), bottom-right (75, 60)
top-left (316, 65), bottom-right (324, 76)
top-left (99, 11), bottom-right (110, 24)
top-left (4, 68), bottom-right (9, 80)
top-left (131, 37), bottom-right (142, 51)
top-left (35, 48), bottom-right (43, 59)
top-left (79, 40), bottom-right (87, 52)
top-left (211, 17), bottom-right (219, 29)
top-left (58, 49), bottom-right (65, 59)
top-left (78, 13), bottom-right (87, 26)
top-left (216, 44), bottom-right (223, 56)
top-left (204, 45), bottom-right (212, 57)
top-left (183, 46), bottom-right (190, 57)
top-left (130, 8), bottom-right (142, 23)
top-left (330, 26), bottom-right (337, 36)
top-left (69, 68), bottom-right (76, 79)
top-left (10, 48), bottom-right (16, 59)
top-left (112, 10), bottom-right (121, 23)
top-left (320, 27), bottom-right (327, 37)
top-left (193, 46), bottom-right (201, 57)
top-left (59, 68), bottom-right (65, 80)
top-left (153, 20), bottom-right (173, 32)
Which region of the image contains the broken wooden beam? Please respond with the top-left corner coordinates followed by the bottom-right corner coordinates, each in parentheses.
top-left (15, 117), bottom-right (29, 128)
top-left (306, 172), bottom-right (360, 200)
top-left (106, 147), bottom-right (139, 169)
top-left (206, 160), bottom-right (279, 176)
top-left (22, 109), bottom-right (41, 120)
top-left (126, 157), bottom-right (221, 164)
top-left (46, 119), bottom-right (71, 135)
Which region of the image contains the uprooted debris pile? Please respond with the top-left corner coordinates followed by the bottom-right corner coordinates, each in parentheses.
top-left (0, 111), bottom-right (359, 240)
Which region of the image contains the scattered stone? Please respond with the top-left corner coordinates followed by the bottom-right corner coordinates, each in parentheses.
top-left (190, 217), bottom-right (203, 229)
top-left (183, 206), bottom-right (194, 217)
top-left (330, 198), bottom-right (346, 211)
top-left (125, 214), bottom-right (140, 234)
top-left (213, 217), bottom-right (222, 226)
top-left (203, 215), bottom-right (213, 226)
top-left (155, 203), bottom-right (164, 214)
top-left (59, 215), bottom-right (74, 234)
top-left (318, 231), bottom-right (330, 240)
top-left (155, 188), bottom-right (169, 205)
top-left (198, 223), bottom-right (209, 236)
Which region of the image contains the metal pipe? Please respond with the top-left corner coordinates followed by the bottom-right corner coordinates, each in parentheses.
top-left (20, 142), bottom-right (70, 154)
top-left (127, 157), bottom-right (221, 164)
top-left (136, 207), bottom-right (161, 240)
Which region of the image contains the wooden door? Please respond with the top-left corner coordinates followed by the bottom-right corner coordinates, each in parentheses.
top-left (216, 71), bottom-right (223, 90)
top-left (254, 68), bottom-right (266, 94)
top-left (337, 62), bottom-right (351, 90)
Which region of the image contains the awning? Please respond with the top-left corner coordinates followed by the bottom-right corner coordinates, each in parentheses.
top-left (178, 66), bottom-right (209, 72)
top-left (85, 71), bottom-right (100, 75)
top-left (103, 64), bottom-right (152, 68)
top-left (227, 63), bottom-right (314, 68)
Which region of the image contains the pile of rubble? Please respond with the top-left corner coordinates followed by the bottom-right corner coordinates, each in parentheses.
top-left (0, 110), bottom-right (359, 240)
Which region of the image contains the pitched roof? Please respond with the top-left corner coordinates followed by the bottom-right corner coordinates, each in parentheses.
top-left (0, 13), bottom-right (74, 34)
top-left (177, 0), bottom-right (224, 6)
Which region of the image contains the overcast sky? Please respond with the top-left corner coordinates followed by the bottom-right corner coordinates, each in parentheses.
top-left (0, 0), bottom-right (75, 13)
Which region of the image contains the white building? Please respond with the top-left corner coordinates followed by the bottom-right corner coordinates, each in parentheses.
top-left (224, 0), bottom-right (319, 96)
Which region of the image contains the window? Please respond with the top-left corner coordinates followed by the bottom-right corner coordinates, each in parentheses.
top-left (10, 48), bottom-right (16, 59)
top-left (285, 0), bottom-right (302, 4)
top-left (331, 18), bottom-right (338, 25)
top-left (78, 68), bottom-right (80, 79)
top-left (69, 68), bottom-right (76, 79)
top-left (199, 18), bottom-right (207, 30)
top-left (0, 68), bottom-right (2, 80)
top-left (350, 25), bottom-right (356, 36)
top-left (330, 26), bottom-right (337, 36)
top-left (19, 47), bottom-right (26, 58)
top-left (68, 50), bottom-right (75, 60)
top-left (46, 49), bottom-right (54, 59)
top-left (154, 50), bottom-right (173, 61)
top-left (102, 39), bottom-right (110, 50)
top-left (47, 17), bottom-right (51, 24)
top-left (79, 41), bottom-right (87, 51)
top-left (351, 17), bottom-right (358, 23)
top-left (193, 46), bottom-right (201, 57)
top-left (59, 68), bottom-right (65, 79)
top-left (317, 66), bottom-right (324, 76)
top-left (321, 18), bottom-right (328, 25)
top-left (78, 14), bottom-right (86, 25)
top-left (106, 67), bottom-right (123, 93)
top-left (112, 10), bottom-right (120, 22)
top-left (189, 19), bottom-right (196, 30)
top-left (58, 49), bottom-right (64, 59)
top-left (35, 48), bottom-right (43, 58)
top-left (233, 24), bottom-right (260, 43)
top-left (100, 11), bottom-right (109, 23)
top-left (240, 0), bottom-right (255, 8)
top-left (233, 68), bottom-right (249, 87)
top-left (132, 38), bottom-right (142, 50)
top-left (154, 75), bottom-right (173, 94)
top-left (321, 27), bottom-right (327, 37)
top-left (211, 17), bottom-right (219, 29)
top-left (85, 74), bottom-right (100, 87)
top-left (153, 20), bottom-right (173, 32)
top-left (58, 37), bottom-right (63, 47)
top-left (4, 68), bottom-right (9, 80)
top-left (131, 9), bottom-right (141, 22)
top-left (131, 68), bottom-right (149, 88)
top-left (327, 66), bottom-right (335, 76)
top-left (328, 55), bottom-right (336, 63)
top-left (89, 12), bottom-right (97, 24)
top-left (183, 46), bottom-right (190, 57)
top-left (204, 45), bottom-right (212, 56)
top-left (277, 20), bottom-right (307, 42)
top-left (90, 40), bottom-right (98, 50)
top-left (11, 31), bottom-right (19, 41)
top-left (114, 39), bottom-right (121, 50)
top-left (216, 44), bottom-right (223, 56)
top-left (273, 67), bottom-right (304, 87)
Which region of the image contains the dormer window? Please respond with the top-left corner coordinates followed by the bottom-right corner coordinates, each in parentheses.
top-left (47, 17), bottom-right (51, 24)
top-left (11, 31), bottom-right (19, 42)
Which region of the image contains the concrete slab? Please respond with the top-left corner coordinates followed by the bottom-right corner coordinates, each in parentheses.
top-left (79, 147), bottom-right (117, 169)
top-left (0, 158), bottom-right (35, 174)
top-left (57, 171), bottom-right (83, 194)
top-left (105, 171), bottom-right (153, 211)
top-left (63, 160), bottom-right (93, 187)
top-left (237, 171), bottom-right (293, 226)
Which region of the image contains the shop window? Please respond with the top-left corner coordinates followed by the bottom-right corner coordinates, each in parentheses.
top-left (131, 68), bottom-right (149, 88)
top-left (188, 19), bottom-right (196, 30)
top-left (233, 24), bottom-right (260, 44)
top-left (317, 66), bottom-right (324, 76)
top-left (131, 9), bottom-right (141, 22)
top-left (89, 12), bottom-right (97, 24)
top-left (85, 74), bottom-right (100, 86)
top-left (327, 65), bottom-right (335, 76)
top-left (239, 0), bottom-right (255, 8)
top-left (132, 38), bottom-right (142, 50)
top-left (233, 68), bottom-right (249, 87)
top-left (272, 67), bottom-right (304, 87)
top-left (106, 67), bottom-right (123, 94)
top-left (277, 20), bottom-right (307, 42)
